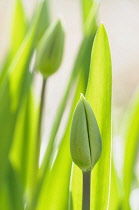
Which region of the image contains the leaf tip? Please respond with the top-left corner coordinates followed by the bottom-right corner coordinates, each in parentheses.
top-left (98, 23), bottom-right (107, 35)
top-left (80, 93), bottom-right (85, 100)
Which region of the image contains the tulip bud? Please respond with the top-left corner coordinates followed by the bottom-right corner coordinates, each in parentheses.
top-left (70, 94), bottom-right (102, 171)
top-left (36, 19), bottom-right (65, 78)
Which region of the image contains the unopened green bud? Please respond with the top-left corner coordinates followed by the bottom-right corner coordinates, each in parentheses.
top-left (70, 94), bottom-right (102, 172)
top-left (36, 19), bottom-right (65, 78)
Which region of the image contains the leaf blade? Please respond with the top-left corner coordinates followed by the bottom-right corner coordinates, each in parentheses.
top-left (86, 24), bottom-right (112, 210)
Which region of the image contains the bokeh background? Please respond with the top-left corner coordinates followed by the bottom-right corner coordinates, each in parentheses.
top-left (1, 0), bottom-right (139, 107)
top-left (0, 0), bottom-right (139, 209)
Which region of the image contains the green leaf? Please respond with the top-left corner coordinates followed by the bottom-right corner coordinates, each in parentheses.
top-left (80, 0), bottom-right (98, 36)
top-left (0, 0), bottom-right (47, 191)
top-left (123, 90), bottom-right (139, 210)
top-left (33, 0), bottom-right (50, 45)
top-left (80, 0), bottom-right (93, 24)
top-left (10, 0), bottom-right (27, 56)
top-left (7, 162), bottom-right (24, 210)
top-left (0, 177), bottom-right (12, 210)
top-left (0, 161), bottom-right (24, 210)
top-left (85, 24), bottom-right (112, 210)
top-left (10, 90), bottom-right (39, 199)
top-left (0, 25), bottom-right (35, 178)
top-left (71, 25), bottom-right (111, 210)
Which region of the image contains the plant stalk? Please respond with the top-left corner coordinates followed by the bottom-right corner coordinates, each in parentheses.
top-left (82, 171), bottom-right (91, 210)
top-left (36, 78), bottom-right (47, 169)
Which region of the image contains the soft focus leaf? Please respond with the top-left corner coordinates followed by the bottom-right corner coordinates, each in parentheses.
top-left (81, 0), bottom-right (98, 36)
top-left (7, 162), bottom-right (24, 210)
top-left (0, 161), bottom-right (24, 210)
top-left (123, 91), bottom-right (139, 210)
top-left (10, 0), bottom-right (27, 56)
top-left (0, 3), bottom-right (48, 207)
top-left (109, 160), bottom-right (122, 210)
top-left (10, 91), bottom-right (39, 199)
top-left (81, 0), bottom-right (93, 24)
top-left (33, 0), bottom-right (50, 45)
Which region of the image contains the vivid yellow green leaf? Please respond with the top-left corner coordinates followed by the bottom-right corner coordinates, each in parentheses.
top-left (85, 24), bottom-right (112, 210)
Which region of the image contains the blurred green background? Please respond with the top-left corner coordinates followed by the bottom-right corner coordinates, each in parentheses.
top-left (0, 0), bottom-right (139, 209)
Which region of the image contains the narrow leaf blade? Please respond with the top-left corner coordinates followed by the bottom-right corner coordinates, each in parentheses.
top-left (86, 24), bottom-right (112, 210)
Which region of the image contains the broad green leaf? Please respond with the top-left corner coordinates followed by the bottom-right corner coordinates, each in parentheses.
top-left (70, 24), bottom-right (111, 210)
top-left (122, 91), bottom-right (139, 210)
top-left (10, 0), bottom-right (27, 56)
top-left (85, 24), bottom-right (112, 210)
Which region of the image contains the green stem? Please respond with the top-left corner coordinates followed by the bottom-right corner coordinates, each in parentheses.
top-left (36, 78), bottom-right (47, 170)
top-left (82, 171), bottom-right (91, 210)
